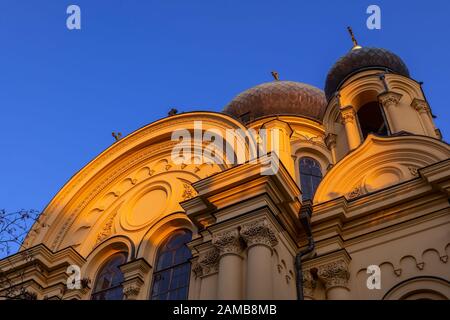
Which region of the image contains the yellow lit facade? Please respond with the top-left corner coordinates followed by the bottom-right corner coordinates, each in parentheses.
top-left (1, 44), bottom-right (449, 300)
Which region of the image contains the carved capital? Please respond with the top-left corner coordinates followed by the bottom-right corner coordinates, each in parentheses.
top-left (317, 260), bottom-right (350, 290)
top-left (122, 277), bottom-right (144, 300)
top-left (240, 218), bottom-right (278, 248)
top-left (411, 98), bottom-right (430, 114)
top-left (302, 269), bottom-right (317, 299)
top-left (198, 247), bottom-right (220, 276)
top-left (378, 91), bottom-right (403, 108)
top-left (324, 133), bottom-right (337, 150)
top-left (212, 229), bottom-right (244, 256)
top-left (340, 106), bottom-right (356, 125)
top-left (191, 260), bottom-right (203, 278)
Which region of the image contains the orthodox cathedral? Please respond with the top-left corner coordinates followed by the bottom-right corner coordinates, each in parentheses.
top-left (1, 32), bottom-right (449, 300)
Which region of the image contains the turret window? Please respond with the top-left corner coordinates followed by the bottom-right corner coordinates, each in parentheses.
top-left (299, 157), bottom-right (322, 200)
top-left (357, 101), bottom-right (389, 139)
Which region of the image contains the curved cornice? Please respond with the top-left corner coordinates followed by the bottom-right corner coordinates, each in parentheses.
top-left (314, 134), bottom-right (450, 203)
top-left (23, 112), bottom-right (249, 251)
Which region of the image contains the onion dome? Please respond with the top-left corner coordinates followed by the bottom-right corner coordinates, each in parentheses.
top-left (223, 80), bottom-right (327, 122)
top-left (324, 47), bottom-right (410, 101)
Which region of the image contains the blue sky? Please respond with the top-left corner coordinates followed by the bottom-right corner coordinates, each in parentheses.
top-left (0, 0), bottom-right (449, 214)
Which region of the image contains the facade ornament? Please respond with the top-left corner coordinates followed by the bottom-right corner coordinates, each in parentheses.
top-left (198, 248), bottom-right (220, 276)
top-left (182, 183), bottom-right (197, 201)
top-left (411, 98), bottom-right (430, 114)
top-left (408, 166), bottom-right (419, 177)
top-left (192, 261), bottom-right (203, 278)
top-left (347, 185), bottom-right (363, 199)
top-left (340, 106), bottom-right (356, 125)
top-left (95, 211), bottom-right (118, 245)
top-left (324, 133), bottom-right (337, 150)
top-left (212, 229), bottom-right (244, 256)
top-left (240, 218), bottom-right (278, 249)
top-left (378, 91), bottom-right (403, 108)
top-left (394, 268), bottom-right (402, 277)
top-left (302, 269), bottom-right (317, 298)
top-left (317, 260), bottom-right (350, 290)
top-left (123, 285), bottom-right (141, 300)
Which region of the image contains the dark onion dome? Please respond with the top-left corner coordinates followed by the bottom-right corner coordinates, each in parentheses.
top-left (223, 81), bottom-right (327, 122)
top-left (324, 47), bottom-right (410, 101)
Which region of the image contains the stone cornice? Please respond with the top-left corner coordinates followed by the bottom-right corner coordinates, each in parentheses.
top-left (182, 154), bottom-right (302, 242)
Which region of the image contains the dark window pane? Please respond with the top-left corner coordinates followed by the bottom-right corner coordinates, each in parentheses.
top-left (91, 253), bottom-right (127, 300)
top-left (299, 157), bottom-right (322, 200)
top-left (151, 230), bottom-right (192, 300)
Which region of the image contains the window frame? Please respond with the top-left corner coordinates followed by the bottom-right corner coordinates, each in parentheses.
top-left (299, 156), bottom-right (323, 201)
top-left (91, 252), bottom-right (127, 300)
top-left (150, 229), bottom-right (192, 300)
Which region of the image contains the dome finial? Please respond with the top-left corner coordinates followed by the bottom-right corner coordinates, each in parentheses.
top-left (271, 71), bottom-right (280, 81)
top-left (347, 26), bottom-right (362, 50)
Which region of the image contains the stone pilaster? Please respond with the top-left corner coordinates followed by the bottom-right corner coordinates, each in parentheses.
top-left (411, 98), bottom-right (437, 138)
top-left (325, 133), bottom-right (337, 164)
top-left (240, 218), bottom-right (278, 299)
top-left (340, 105), bottom-right (361, 150)
top-left (212, 229), bottom-right (244, 299)
top-left (378, 91), bottom-right (403, 133)
top-left (119, 258), bottom-right (152, 300)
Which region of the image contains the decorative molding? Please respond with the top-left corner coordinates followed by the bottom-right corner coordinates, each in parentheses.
top-left (302, 269), bottom-right (317, 298)
top-left (325, 133), bottom-right (337, 150)
top-left (198, 248), bottom-right (220, 276)
top-left (212, 229), bottom-right (244, 256)
top-left (182, 183), bottom-right (197, 201)
top-left (240, 218), bottom-right (278, 249)
top-left (192, 261), bottom-right (203, 278)
top-left (94, 211), bottom-right (118, 246)
top-left (378, 91), bottom-right (403, 108)
top-left (340, 106), bottom-right (356, 125)
top-left (411, 98), bottom-right (430, 114)
top-left (347, 184), bottom-right (364, 199)
top-left (408, 166), bottom-right (419, 177)
top-left (317, 260), bottom-right (350, 290)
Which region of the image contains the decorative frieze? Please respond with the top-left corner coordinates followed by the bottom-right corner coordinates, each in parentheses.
top-left (240, 218), bottom-right (278, 248)
top-left (212, 229), bottom-right (244, 256)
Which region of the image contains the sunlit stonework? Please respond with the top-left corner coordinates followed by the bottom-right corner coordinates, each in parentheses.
top-left (1, 41), bottom-right (449, 301)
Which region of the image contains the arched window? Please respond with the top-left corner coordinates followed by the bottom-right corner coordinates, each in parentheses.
top-left (299, 157), bottom-right (322, 200)
top-left (150, 230), bottom-right (192, 300)
top-left (91, 252), bottom-right (127, 300)
top-left (357, 101), bottom-right (389, 139)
